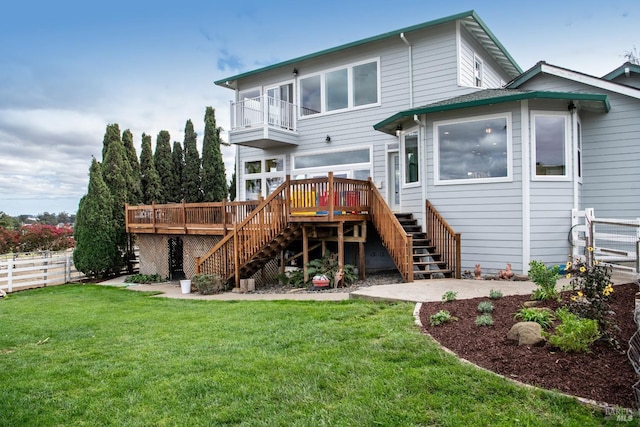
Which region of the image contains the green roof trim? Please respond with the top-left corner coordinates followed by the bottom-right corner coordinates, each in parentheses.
top-left (504, 62), bottom-right (544, 88)
top-left (602, 62), bottom-right (640, 81)
top-left (214, 10), bottom-right (521, 87)
top-left (373, 90), bottom-right (610, 133)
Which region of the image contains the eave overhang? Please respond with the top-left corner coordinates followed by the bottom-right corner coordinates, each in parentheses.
top-left (214, 10), bottom-right (521, 89)
top-left (373, 89), bottom-right (610, 135)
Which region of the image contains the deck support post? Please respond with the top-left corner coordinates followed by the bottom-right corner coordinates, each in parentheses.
top-left (234, 224), bottom-right (240, 289)
top-left (302, 225), bottom-right (309, 283)
top-left (337, 222), bottom-right (344, 288)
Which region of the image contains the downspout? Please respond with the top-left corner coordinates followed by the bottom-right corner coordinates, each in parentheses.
top-left (569, 102), bottom-right (579, 211)
top-left (521, 100), bottom-right (531, 274)
top-left (400, 33), bottom-right (413, 108)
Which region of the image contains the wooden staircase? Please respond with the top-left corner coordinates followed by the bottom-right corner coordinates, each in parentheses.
top-left (235, 223), bottom-right (302, 280)
top-left (395, 213), bottom-right (452, 279)
top-left (192, 177), bottom-right (460, 285)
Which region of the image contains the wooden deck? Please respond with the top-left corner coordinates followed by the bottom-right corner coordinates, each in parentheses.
top-left (126, 175), bottom-right (372, 235)
top-left (126, 175), bottom-right (460, 283)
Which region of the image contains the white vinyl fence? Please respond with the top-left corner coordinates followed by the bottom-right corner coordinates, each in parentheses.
top-left (0, 250), bottom-right (86, 292)
top-left (571, 208), bottom-right (640, 280)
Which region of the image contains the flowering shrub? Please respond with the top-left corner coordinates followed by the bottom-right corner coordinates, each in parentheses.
top-left (0, 227), bottom-right (19, 254)
top-left (17, 224), bottom-right (75, 252)
top-left (564, 251), bottom-right (619, 349)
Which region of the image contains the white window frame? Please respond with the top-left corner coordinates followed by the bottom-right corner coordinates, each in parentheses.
top-left (474, 54), bottom-right (484, 88)
top-left (400, 128), bottom-right (420, 188)
top-left (576, 119), bottom-right (583, 183)
top-left (531, 111), bottom-right (571, 182)
top-left (291, 145), bottom-right (372, 179)
top-left (434, 112), bottom-right (513, 185)
top-left (242, 156), bottom-right (286, 200)
top-left (298, 58), bottom-right (381, 119)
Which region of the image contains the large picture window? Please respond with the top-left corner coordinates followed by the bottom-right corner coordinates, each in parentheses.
top-left (299, 59), bottom-right (379, 117)
top-left (434, 113), bottom-right (511, 184)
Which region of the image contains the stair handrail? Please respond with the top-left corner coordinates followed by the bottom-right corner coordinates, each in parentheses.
top-left (368, 179), bottom-right (413, 282)
top-left (196, 177), bottom-right (291, 283)
top-left (425, 200), bottom-right (461, 279)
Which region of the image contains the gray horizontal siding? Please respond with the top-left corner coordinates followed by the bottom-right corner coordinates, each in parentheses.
top-left (424, 103), bottom-right (524, 274)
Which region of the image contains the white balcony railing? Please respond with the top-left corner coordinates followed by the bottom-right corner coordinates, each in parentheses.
top-left (230, 95), bottom-right (297, 132)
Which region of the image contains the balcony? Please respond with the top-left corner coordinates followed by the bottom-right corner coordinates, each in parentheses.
top-left (230, 95), bottom-right (299, 149)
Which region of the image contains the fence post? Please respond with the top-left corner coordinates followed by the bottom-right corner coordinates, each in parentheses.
top-left (66, 253), bottom-right (71, 283)
top-left (8, 257), bottom-right (13, 293)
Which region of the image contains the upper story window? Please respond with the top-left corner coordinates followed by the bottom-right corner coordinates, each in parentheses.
top-left (532, 112), bottom-right (570, 180)
top-left (474, 55), bottom-right (484, 87)
top-left (299, 59), bottom-right (380, 117)
top-left (434, 113), bottom-right (512, 185)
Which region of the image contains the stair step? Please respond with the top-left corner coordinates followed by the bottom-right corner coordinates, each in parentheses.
top-left (402, 225), bottom-right (422, 232)
top-left (414, 269), bottom-right (452, 278)
top-left (413, 260), bottom-right (446, 267)
top-left (394, 213), bottom-right (414, 219)
top-left (412, 253), bottom-right (441, 259)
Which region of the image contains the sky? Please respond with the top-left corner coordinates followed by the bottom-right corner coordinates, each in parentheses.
top-left (0, 0), bottom-right (637, 216)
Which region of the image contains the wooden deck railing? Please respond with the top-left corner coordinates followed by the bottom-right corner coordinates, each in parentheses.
top-left (369, 179), bottom-right (413, 282)
top-left (125, 200), bottom-right (260, 235)
top-left (425, 200), bottom-right (461, 279)
top-left (289, 174), bottom-right (370, 220)
top-left (195, 179), bottom-right (291, 284)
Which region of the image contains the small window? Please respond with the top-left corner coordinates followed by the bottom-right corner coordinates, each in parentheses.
top-left (533, 113), bottom-right (568, 178)
top-left (403, 131), bottom-right (419, 185)
top-left (474, 56), bottom-right (483, 87)
top-left (577, 121), bottom-right (582, 179)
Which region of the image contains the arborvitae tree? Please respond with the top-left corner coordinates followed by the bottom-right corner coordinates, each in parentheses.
top-left (182, 119), bottom-right (202, 203)
top-left (140, 133), bottom-right (162, 204)
top-left (101, 127), bottom-right (133, 270)
top-left (228, 171), bottom-right (237, 201)
top-left (154, 130), bottom-right (173, 204)
top-left (73, 158), bottom-right (118, 278)
top-left (171, 141), bottom-right (185, 202)
top-left (122, 129), bottom-right (142, 204)
top-left (102, 123), bottom-right (121, 161)
top-left (201, 107), bottom-right (228, 201)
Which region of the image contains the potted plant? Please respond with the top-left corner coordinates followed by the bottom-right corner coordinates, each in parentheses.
top-left (305, 251), bottom-right (358, 288)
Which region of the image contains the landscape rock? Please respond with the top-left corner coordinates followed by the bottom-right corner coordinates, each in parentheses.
top-left (523, 300), bottom-right (543, 308)
top-left (507, 322), bottom-right (545, 346)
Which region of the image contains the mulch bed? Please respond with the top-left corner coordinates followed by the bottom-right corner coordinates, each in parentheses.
top-left (419, 282), bottom-right (639, 408)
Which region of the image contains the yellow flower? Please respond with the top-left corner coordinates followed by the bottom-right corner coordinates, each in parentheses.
top-left (566, 273), bottom-right (572, 279)
top-left (602, 284), bottom-right (614, 296)
top-left (587, 246), bottom-right (594, 252)
top-left (579, 266), bottom-right (586, 272)
top-left (566, 261), bottom-right (572, 269)
top-left (577, 291), bottom-right (583, 298)
top-left (593, 260), bottom-right (599, 265)
top-left (571, 295), bottom-right (578, 301)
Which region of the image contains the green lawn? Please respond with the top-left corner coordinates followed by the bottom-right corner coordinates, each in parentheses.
top-left (0, 284), bottom-right (616, 426)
